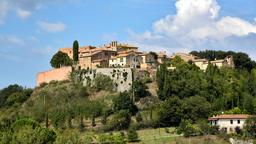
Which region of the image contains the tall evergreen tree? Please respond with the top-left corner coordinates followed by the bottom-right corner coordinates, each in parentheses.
top-left (156, 63), bottom-right (168, 100)
top-left (73, 40), bottom-right (79, 62)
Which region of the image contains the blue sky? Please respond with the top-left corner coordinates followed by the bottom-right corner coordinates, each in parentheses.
top-left (0, 0), bottom-right (256, 88)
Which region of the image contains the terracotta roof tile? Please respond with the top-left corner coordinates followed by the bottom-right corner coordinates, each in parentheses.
top-left (208, 114), bottom-right (251, 121)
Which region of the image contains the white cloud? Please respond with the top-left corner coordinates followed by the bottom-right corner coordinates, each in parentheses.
top-left (38, 21), bottom-right (66, 33)
top-left (0, 35), bottom-right (25, 46)
top-left (129, 0), bottom-right (256, 59)
top-left (16, 9), bottom-right (31, 19)
top-left (152, 0), bottom-right (256, 40)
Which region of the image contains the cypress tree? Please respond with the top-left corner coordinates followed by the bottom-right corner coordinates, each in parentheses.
top-left (73, 40), bottom-right (79, 62)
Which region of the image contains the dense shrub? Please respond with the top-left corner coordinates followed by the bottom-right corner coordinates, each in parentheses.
top-left (127, 126), bottom-right (139, 142)
top-left (106, 110), bottom-right (131, 131)
top-left (132, 80), bottom-right (150, 102)
top-left (177, 120), bottom-right (202, 137)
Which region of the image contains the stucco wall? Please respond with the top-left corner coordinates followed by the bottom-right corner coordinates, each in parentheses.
top-left (82, 68), bottom-right (133, 92)
top-left (211, 119), bottom-right (246, 133)
top-left (36, 66), bottom-right (72, 86)
top-left (218, 119), bottom-right (246, 133)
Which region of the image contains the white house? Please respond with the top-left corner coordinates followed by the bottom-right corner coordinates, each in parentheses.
top-left (109, 51), bottom-right (141, 68)
top-left (208, 114), bottom-right (250, 133)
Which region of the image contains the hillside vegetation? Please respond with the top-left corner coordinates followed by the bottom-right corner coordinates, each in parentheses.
top-left (1, 50), bottom-right (256, 143)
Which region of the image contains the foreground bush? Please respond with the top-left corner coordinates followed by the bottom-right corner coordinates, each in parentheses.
top-left (127, 127), bottom-right (139, 142)
top-left (103, 110), bottom-right (131, 131)
top-left (0, 118), bottom-right (56, 144)
top-left (97, 133), bottom-right (125, 144)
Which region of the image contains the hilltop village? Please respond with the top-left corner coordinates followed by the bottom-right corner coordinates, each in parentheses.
top-left (37, 40), bottom-right (234, 89)
top-left (2, 40), bottom-right (256, 143)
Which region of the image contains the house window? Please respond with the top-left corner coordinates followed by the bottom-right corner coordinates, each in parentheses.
top-left (237, 120), bottom-right (240, 124)
top-left (120, 58), bottom-right (124, 62)
top-left (230, 120), bottom-right (233, 124)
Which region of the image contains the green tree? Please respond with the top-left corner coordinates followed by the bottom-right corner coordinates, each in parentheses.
top-left (243, 94), bottom-right (254, 114)
top-left (50, 51), bottom-right (72, 68)
top-left (108, 110), bottom-right (131, 130)
top-left (0, 84), bottom-right (23, 108)
top-left (73, 40), bottom-right (79, 62)
top-left (244, 116), bottom-right (256, 138)
top-left (156, 63), bottom-right (168, 100)
top-left (132, 80), bottom-right (150, 102)
top-left (113, 92), bottom-right (138, 115)
top-left (181, 96), bottom-right (211, 122)
top-left (157, 97), bottom-right (182, 127)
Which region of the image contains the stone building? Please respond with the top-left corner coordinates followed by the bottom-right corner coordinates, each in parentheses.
top-left (140, 52), bottom-right (157, 69)
top-left (193, 56), bottom-right (234, 71)
top-left (79, 49), bottom-right (116, 69)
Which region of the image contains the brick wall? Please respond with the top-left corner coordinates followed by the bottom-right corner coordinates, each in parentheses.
top-left (36, 66), bottom-right (72, 86)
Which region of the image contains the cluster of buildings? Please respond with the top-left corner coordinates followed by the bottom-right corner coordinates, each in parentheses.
top-left (59, 41), bottom-right (235, 71)
top-left (37, 41), bottom-right (166, 87)
top-left (59, 41), bottom-right (166, 70)
top-left (171, 53), bottom-right (235, 71)
top-left (37, 41), bottom-right (235, 86)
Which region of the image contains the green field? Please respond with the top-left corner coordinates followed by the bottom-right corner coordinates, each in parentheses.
top-left (130, 128), bottom-right (229, 144)
top-left (79, 127), bottom-right (229, 144)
